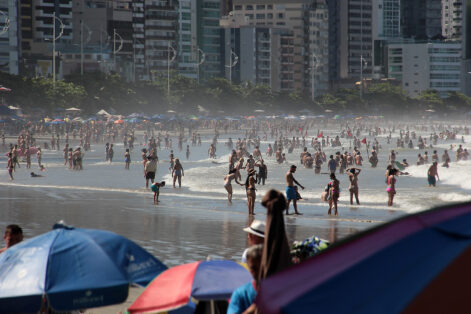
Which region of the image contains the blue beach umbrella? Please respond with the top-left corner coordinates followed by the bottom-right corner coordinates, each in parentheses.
top-left (128, 117), bottom-right (142, 123)
top-left (0, 223), bottom-right (167, 312)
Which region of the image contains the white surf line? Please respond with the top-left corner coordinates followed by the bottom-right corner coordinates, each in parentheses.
top-left (0, 182), bottom-right (228, 201)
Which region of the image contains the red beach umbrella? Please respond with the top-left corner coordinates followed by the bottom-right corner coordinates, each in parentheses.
top-left (128, 260), bottom-right (251, 313)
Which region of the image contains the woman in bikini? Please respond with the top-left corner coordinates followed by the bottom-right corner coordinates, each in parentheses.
top-left (387, 168), bottom-right (398, 206)
top-left (141, 148), bottom-right (148, 176)
top-left (328, 173), bottom-right (340, 215)
top-left (347, 168), bottom-right (361, 205)
top-left (238, 169), bottom-right (257, 215)
top-left (172, 158), bottom-right (184, 188)
top-left (224, 168), bottom-right (237, 203)
top-left (124, 148), bottom-right (131, 170)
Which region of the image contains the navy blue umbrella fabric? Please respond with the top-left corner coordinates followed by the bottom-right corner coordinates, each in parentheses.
top-left (256, 202), bottom-right (471, 314)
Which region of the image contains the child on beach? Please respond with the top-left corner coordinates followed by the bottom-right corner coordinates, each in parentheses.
top-left (151, 181), bottom-right (165, 204)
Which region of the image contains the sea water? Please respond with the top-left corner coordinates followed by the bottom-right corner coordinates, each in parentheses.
top-left (0, 125), bottom-right (470, 266)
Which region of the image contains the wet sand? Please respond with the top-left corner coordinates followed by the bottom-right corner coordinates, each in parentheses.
top-left (1, 185), bottom-right (386, 313)
top-left (1, 186), bottom-right (378, 266)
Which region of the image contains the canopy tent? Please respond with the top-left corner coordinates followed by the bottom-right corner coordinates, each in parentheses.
top-left (97, 109), bottom-right (111, 116)
top-left (65, 107), bottom-right (81, 111)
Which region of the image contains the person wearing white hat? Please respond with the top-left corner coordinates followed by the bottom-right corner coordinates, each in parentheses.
top-left (241, 220), bottom-right (265, 263)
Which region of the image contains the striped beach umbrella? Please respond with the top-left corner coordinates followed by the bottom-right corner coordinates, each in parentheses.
top-left (256, 201), bottom-right (471, 314)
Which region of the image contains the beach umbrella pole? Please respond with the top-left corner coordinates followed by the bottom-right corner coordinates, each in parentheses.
top-left (210, 300), bottom-right (215, 314)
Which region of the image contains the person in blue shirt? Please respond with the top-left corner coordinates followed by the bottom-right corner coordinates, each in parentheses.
top-left (227, 244), bottom-right (263, 314)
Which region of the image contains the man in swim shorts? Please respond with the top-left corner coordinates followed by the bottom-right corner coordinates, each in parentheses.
top-left (427, 161), bottom-right (439, 187)
top-left (145, 156), bottom-right (157, 188)
top-left (285, 165), bottom-right (304, 215)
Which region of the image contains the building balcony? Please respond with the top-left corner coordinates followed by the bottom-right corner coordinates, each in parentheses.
top-left (146, 35), bottom-right (176, 40)
top-left (145, 14), bottom-right (177, 20)
top-left (146, 5), bottom-right (175, 10)
top-left (146, 25), bottom-right (177, 31)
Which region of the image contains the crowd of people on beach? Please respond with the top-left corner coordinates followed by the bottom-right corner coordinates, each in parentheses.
top-left (2, 116), bottom-right (471, 314)
top-left (2, 119), bottom-right (470, 215)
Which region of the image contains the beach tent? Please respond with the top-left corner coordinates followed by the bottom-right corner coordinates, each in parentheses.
top-left (97, 109), bottom-right (111, 116)
top-left (0, 223), bottom-right (167, 312)
top-left (257, 201), bottom-right (471, 314)
top-left (65, 107), bottom-right (81, 111)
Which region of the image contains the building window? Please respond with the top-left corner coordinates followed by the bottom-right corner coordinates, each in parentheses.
top-left (267, 13), bottom-right (273, 19)
top-left (235, 5), bottom-right (242, 10)
top-left (246, 5), bottom-right (253, 10)
top-left (267, 4), bottom-right (273, 9)
top-left (256, 14), bottom-right (265, 19)
top-left (278, 13), bottom-right (284, 18)
top-left (256, 4), bottom-right (265, 10)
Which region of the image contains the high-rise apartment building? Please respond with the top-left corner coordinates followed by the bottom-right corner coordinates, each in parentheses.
top-left (176, 0), bottom-right (197, 79)
top-left (232, 0), bottom-right (328, 93)
top-left (307, 0), bottom-right (329, 97)
top-left (220, 24), bottom-right (295, 91)
top-left (371, 0), bottom-right (401, 78)
top-left (107, 0), bottom-right (133, 78)
top-left (442, 0), bottom-right (464, 40)
top-left (387, 41), bottom-right (462, 97)
top-left (0, 0), bottom-right (19, 75)
top-left (175, 0), bottom-right (222, 81)
top-left (338, 0), bottom-right (373, 81)
top-left (401, 0), bottom-right (442, 39)
top-left (140, 0), bottom-right (178, 76)
top-left (197, 0), bottom-right (222, 79)
top-left (21, 0), bottom-right (73, 78)
top-left (326, 0), bottom-right (340, 85)
top-left (462, 0), bottom-right (471, 96)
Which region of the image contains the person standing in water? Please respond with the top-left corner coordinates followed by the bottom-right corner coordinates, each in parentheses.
top-left (172, 158), bottom-right (184, 188)
top-left (255, 159), bottom-right (267, 185)
top-left (144, 155), bottom-right (157, 188)
top-left (7, 153), bottom-right (14, 180)
top-left (427, 161), bottom-right (440, 187)
top-left (108, 144), bottom-right (114, 164)
top-left (237, 169), bottom-right (257, 215)
top-left (63, 144), bottom-right (69, 165)
top-left (124, 148), bottom-right (131, 170)
top-left (327, 173), bottom-right (340, 215)
top-left (285, 165), bottom-right (304, 215)
top-left (224, 169), bottom-right (237, 203)
top-left (387, 168), bottom-right (398, 206)
top-left (347, 168), bottom-right (361, 205)
top-left (186, 145), bottom-right (190, 160)
top-left (36, 148), bottom-right (42, 168)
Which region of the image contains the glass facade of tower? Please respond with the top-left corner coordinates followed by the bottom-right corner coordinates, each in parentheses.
top-left (381, 0), bottom-right (400, 37)
top-left (197, 0), bottom-right (222, 79)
